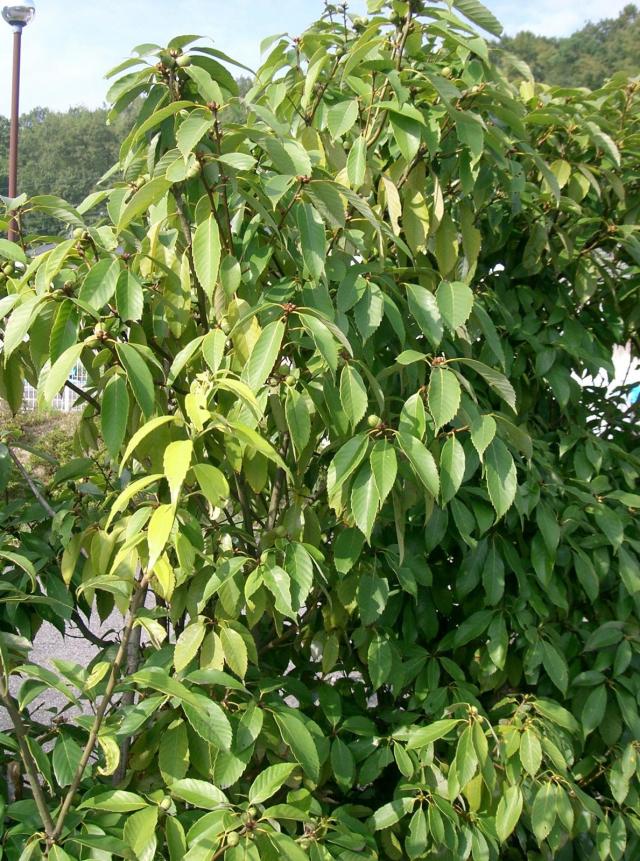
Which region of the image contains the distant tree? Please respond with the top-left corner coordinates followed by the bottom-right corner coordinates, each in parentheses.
top-left (499, 4), bottom-right (640, 87)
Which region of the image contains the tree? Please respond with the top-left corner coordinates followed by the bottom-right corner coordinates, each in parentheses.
top-left (0, 1), bottom-right (639, 858)
top-left (499, 4), bottom-right (640, 88)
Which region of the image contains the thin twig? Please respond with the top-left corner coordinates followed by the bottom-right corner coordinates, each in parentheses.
top-left (0, 684), bottom-right (55, 838)
top-left (65, 380), bottom-right (100, 413)
top-left (49, 573), bottom-right (150, 844)
top-left (7, 447), bottom-right (55, 518)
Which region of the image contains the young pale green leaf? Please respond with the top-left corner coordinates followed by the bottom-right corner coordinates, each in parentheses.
top-left (327, 99), bottom-right (359, 140)
top-left (170, 778), bottom-right (228, 809)
top-left (297, 202), bottom-right (326, 281)
top-left (397, 433), bottom-right (440, 498)
top-left (263, 565), bottom-right (296, 619)
top-left (436, 280), bottom-right (474, 331)
top-left (42, 343), bottom-right (84, 407)
top-left (406, 284), bottom-right (443, 347)
top-left (440, 434), bottom-right (465, 504)
top-left (117, 177), bottom-right (171, 231)
top-left (123, 805), bottom-right (158, 860)
top-left (520, 729), bottom-right (543, 777)
top-left (485, 438), bottom-right (517, 520)
top-left (340, 364), bottom-right (368, 428)
top-left (192, 214), bottom-right (221, 300)
top-left (248, 763), bottom-right (297, 804)
top-left (242, 319), bottom-right (285, 393)
top-left (220, 626), bottom-right (248, 679)
top-left (327, 433), bottom-right (369, 508)
top-left (495, 784), bottom-right (523, 842)
top-left (428, 367), bottom-right (461, 432)
top-left (163, 439), bottom-right (193, 504)
top-left (147, 503), bottom-right (175, 569)
top-left (174, 617), bottom-right (206, 672)
top-left (115, 343), bottom-right (155, 418)
top-left (102, 374), bottom-right (130, 459)
top-left (176, 108), bottom-right (213, 158)
top-left (347, 134), bottom-right (367, 188)
top-left (119, 415), bottom-right (180, 473)
top-left (371, 798), bottom-right (415, 831)
top-left (532, 782), bottom-right (556, 843)
top-left (351, 462), bottom-right (380, 541)
top-left (192, 462), bottom-right (229, 506)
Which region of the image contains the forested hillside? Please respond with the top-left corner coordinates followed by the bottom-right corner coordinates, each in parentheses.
top-left (499, 3), bottom-right (640, 88)
top-left (1, 8), bottom-right (638, 232)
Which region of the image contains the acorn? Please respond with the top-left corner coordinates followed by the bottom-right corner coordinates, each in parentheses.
top-left (227, 832), bottom-right (240, 847)
top-left (159, 796), bottom-right (172, 811)
top-left (93, 322), bottom-right (109, 342)
top-left (285, 375), bottom-right (296, 387)
top-left (186, 160), bottom-right (202, 180)
top-left (176, 54), bottom-right (192, 67)
top-left (367, 414), bottom-right (381, 428)
top-left (442, 66), bottom-right (452, 78)
top-left (2, 263), bottom-right (14, 277)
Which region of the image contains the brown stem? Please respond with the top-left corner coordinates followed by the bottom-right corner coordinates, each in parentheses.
top-left (0, 683), bottom-right (55, 837)
top-left (234, 475), bottom-right (257, 554)
top-left (112, 585), bottom-right (146, 785)
top-left (49, 574), bottom-right (150, 843)
top-left (7, 446), bottom-right (56, 518)
top-left (266, 437), bottom-right (289, 532)
top-left (65, 380), bottom-right (100, 413)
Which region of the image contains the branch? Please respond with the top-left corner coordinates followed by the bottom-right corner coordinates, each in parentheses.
top-left (49, 573), bottom-right (150, 844)
top-left (65, 380), bottom-right (100, 413)
top-left (0, 683), bottom-right (55, 838)
top-left (7, 446), bottom-right (56, 518)
top-left (70, 610), bottom-right (114, 649)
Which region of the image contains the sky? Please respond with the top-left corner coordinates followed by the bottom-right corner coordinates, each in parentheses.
top-left (0, 0), bottom-right (634, 116)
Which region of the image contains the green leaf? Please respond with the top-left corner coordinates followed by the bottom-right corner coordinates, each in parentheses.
top-left (485, 438), bottom-right (517, 520)
top-left (532, 782), bottom-right (556, 843)
top-left (192, 214), bottom-right (221, 300)
top-left (79, 258), bottom-right (120, 310)
top-left (436, 280), bottom-right (474, 331)
top-left (119, 415), bottom-right (180, 473)
top-left (357, 572), bottom-right (390, 626)
top-left (428, 367), bottom-right (461, 432)
top-left (248, 763), bottom-right (297, 804)
top-left (115, 270), bottom-right (144, 322)
top-left (495, 784), bottom-right (523, 842)
top-left (273, 709), bottom-right (320, 782)
top-left (440, 434), bottom-right (465, 504)
top-left (470, 414), bottom-right (496, 461)
top-left (351, 462), bottom-right (380, 540)
top-left (371, 797), bottom-right (414, 830)
top-left (159, 719), bottom-right (189, 782)
top-left (328, 99), bottom-right (359, 140)
top-left (520, 729), bottom-right (542, 777)
top-left (192, 462), bottom-right (229, 506)
top-left (174, 618), bottom-right (206, 672)
top-left (263, 137), bottom-right (312, 177)
top-left (333, 527), bottom-right (365, 575)
top-left (285, 389), bottom-right (311, 456)
top-left (297, 203), bottom-right (326, 281)
top-left (582, 685), bottom-right (607, 736)
top-left (397, 433), bottom-right (440, 498)
top-left (541, 640), bottom-right (569, 695)
top-left (454, 358), bottom-right (517, 411)
top-left (170, 778), bottom-right (228, 809)
top-left (116, 343), bottom-right (155, 418)
top-left (368, 633), bottom-right (393, 689)
top-left (263, 564), bottom-right (296, 619)
top-left (216, 152), bottom-right (257, 171)
top-left (331, 737), bottom-right (356, 789)
top-left (340, 364), bottom-right (368, 428)
top-left (453, 0), bottom-right (503, 35)
top-left (406, 285), bottom-right (443, 347)
top-left (220, 626), bottom-right (248, 679)
top-left (42, 343), bottom-right (84, 407)
top-left (242, 319), bottom-right (285, 393)
top-left (117, 177), bottom-right (171, 231)
top-left (79, 790), bottom-right (148, 813)
top-left (163, 439), bottom-right (193, 504)
top-left (327, 433), bottom-right (369, 509)
top-left (370, 439), bottom-right (397, 505)
top-left (347, 134), bottom-right (367, 188)
top-left (176, 107), bottom-right (213, 158)
top-left (52, 733), bottom-right (83, 787)
top-left (147, 503), bottom-right (175, 569)
top-left (102, 374), bottom-right (130, 459)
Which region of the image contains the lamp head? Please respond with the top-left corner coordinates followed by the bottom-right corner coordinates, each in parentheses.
top-left (2, 2), bottom-right (35, 30)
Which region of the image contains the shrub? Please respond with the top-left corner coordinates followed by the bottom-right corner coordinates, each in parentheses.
top-left (0, 1), bottom-right (639, 858)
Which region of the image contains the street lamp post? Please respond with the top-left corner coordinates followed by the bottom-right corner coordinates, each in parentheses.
top-left (2, 2), bottom-right (35, 242)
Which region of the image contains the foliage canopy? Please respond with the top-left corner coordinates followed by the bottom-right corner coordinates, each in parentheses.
top-left (0, 1), bottom-right (639, 859)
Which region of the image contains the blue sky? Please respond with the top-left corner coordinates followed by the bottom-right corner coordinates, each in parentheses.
top-left (0, 0), bottom-right (633, 115)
